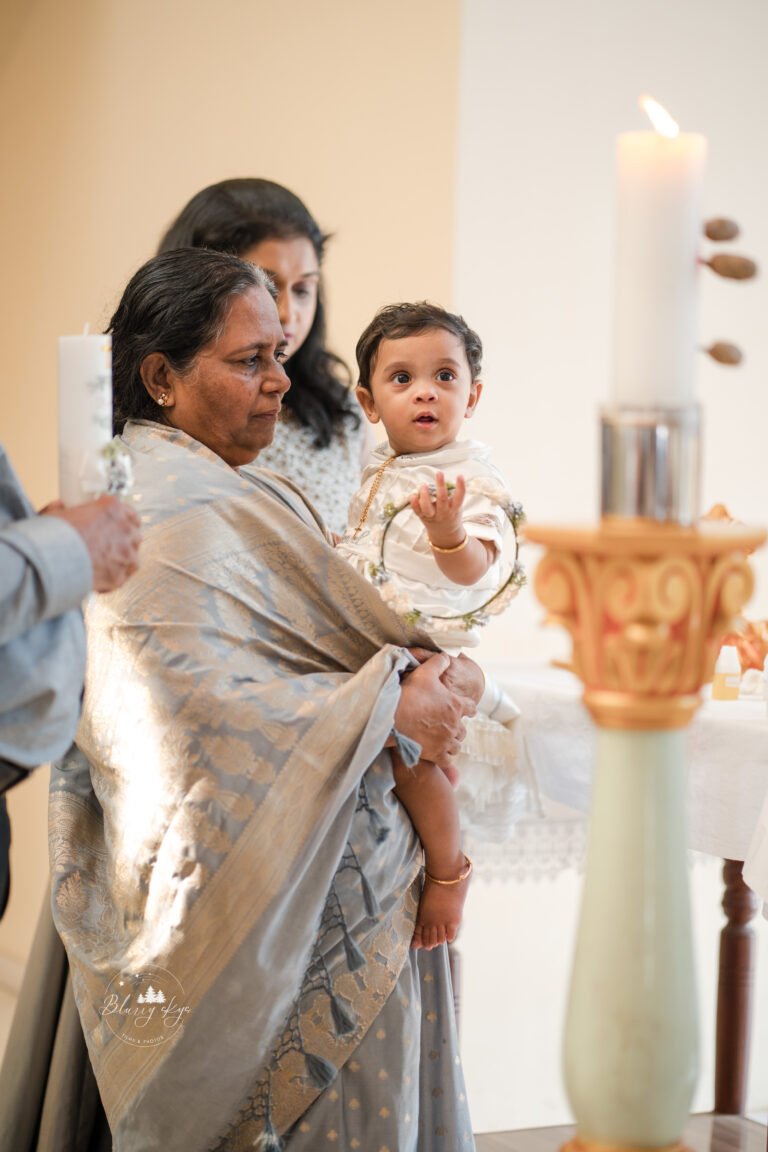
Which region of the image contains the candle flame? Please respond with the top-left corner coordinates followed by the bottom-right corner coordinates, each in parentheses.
top-left (640, 94), bottom-right (679, 138)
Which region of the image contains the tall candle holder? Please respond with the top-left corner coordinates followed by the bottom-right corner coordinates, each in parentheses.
top-left (527, 408), bottom-right (763, 1150)
top-left (525, 95), bottom-right (763, 1151)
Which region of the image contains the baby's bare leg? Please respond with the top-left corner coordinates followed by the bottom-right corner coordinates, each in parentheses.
top-left (392, 756), bottom-right (471, 950)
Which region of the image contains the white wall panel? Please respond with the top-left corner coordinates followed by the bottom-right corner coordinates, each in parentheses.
top-left (455, 0), bottom-right (768, 667)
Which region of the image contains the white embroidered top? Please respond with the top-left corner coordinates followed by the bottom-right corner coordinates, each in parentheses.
top-left (337, 439), bottom-right (513, 649)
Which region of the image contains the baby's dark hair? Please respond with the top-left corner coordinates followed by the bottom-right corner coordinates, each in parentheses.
top-left (356, 302), bottom-right (483, 392)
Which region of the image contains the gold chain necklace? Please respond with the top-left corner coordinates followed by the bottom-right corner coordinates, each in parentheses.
top-left (352, 455), bottom-right (398, 539)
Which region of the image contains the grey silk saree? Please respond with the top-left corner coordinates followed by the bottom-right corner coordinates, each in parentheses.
top-left (46, 422), bottom-right (474, 1151)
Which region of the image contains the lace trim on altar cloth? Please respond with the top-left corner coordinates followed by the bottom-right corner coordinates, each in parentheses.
top-left (466, 816), bottom-right (589, 882)
top-left (465, 821), bottom-right (723, 884)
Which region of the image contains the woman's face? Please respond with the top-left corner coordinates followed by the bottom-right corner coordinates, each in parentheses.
top-left (158, 285), bottom-right (290, 467)
top-left (241, 236), bottom-right (319, 361)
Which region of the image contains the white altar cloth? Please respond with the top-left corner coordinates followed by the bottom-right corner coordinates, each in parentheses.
top-left (468, 663), bottom-right (768, 889)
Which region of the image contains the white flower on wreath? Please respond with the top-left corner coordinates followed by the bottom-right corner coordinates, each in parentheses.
top-left (492, 582), bottom-right (523, 613)
top-left (466, 478), bottom-right (508, 504)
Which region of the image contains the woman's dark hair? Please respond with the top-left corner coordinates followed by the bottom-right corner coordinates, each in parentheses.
top-left (108, 248), bottom-right (273, 434)
top-left (157, 178), bottom-right (356, 447)
top-left (356, 302), bottom-right (483, 392)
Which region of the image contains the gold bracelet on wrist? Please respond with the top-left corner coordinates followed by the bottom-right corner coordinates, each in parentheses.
top-left (424, 854), bottom-right (473, 886)
top-left (428, 533), bottom-right (469, 554)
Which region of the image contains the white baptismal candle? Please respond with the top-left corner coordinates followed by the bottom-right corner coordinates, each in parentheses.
top-left (58, 332), bottom-right (113, 504)
top-left (613, 97), bottom-right (707, 408)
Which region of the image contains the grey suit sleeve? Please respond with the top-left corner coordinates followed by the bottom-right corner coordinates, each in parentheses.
top-left (0, 515), bottom-right (92, 645)
top-left (0, 446), bottom-right (92, 774)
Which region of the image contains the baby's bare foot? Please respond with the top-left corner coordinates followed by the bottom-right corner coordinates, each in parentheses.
top-left (411, 858), bottom-right (472, 950)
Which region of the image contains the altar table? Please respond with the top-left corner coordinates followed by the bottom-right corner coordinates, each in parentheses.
top-left (469, 663), bottom-right (768, 1114)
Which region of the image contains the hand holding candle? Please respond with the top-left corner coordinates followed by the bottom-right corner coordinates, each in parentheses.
top-left (43, 494), bottom-right (141, 592)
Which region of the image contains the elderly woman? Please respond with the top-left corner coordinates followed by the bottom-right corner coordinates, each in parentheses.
top-left (49, 249), bottom-right (480, 1151)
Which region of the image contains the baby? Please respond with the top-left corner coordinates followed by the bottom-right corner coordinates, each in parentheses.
top-left (337, 302), bottom-right (523, 949)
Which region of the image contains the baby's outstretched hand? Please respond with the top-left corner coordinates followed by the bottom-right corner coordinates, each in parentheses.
top-left (410, 472), bottom-right (466, 541)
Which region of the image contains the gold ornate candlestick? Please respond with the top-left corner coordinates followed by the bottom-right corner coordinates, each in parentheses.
top-left (526, 407), bottom-right (765, 1149)
top-left (531, 518), bottom-right (763, 732)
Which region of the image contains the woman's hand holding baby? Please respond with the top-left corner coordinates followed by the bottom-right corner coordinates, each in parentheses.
top-left (394, 651), bottom-right (473, 767)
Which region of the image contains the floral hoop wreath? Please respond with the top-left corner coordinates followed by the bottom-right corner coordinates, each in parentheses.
top-left (367, 478), bottom-right (527, 634)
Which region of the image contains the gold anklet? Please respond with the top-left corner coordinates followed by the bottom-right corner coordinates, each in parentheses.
top-left (424, 854), bottom-right (473, 885)
top-left (428, 533), bottom-right (469, 554)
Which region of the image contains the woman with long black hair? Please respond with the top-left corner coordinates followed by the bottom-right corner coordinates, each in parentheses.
top-left (158, 178), bottom-right (372, 533)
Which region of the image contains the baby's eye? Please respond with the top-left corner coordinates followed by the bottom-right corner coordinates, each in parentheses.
top-left (436, 370), bottom-right (455, 382)
top-left (393, 372), bottom-right (411, 384)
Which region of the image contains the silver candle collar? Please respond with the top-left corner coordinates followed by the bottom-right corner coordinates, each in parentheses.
top-left (600, 405), bottom-right (701, 526)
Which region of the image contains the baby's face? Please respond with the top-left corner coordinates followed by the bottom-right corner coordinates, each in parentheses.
top-left (356, 328), bottom-right (482, 456)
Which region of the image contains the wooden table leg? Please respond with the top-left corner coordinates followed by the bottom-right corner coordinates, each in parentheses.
top-left (714, 859), bottom-right (759, 1114)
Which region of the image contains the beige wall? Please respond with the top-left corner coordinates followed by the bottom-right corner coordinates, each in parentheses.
top-left (0, 0), bottom-right (461, 963)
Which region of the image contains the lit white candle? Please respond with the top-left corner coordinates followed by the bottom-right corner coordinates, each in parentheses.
top-left (58, 332), bottom-right (113, 504)
top-left (613, 97), bottom-right (707, 407)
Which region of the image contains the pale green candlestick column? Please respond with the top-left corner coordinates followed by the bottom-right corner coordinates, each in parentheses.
top-left (563, 728), bottom-right (698, 1146)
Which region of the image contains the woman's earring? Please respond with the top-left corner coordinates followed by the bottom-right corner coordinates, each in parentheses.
top-left (157, 393), bottom-right (169, 407)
